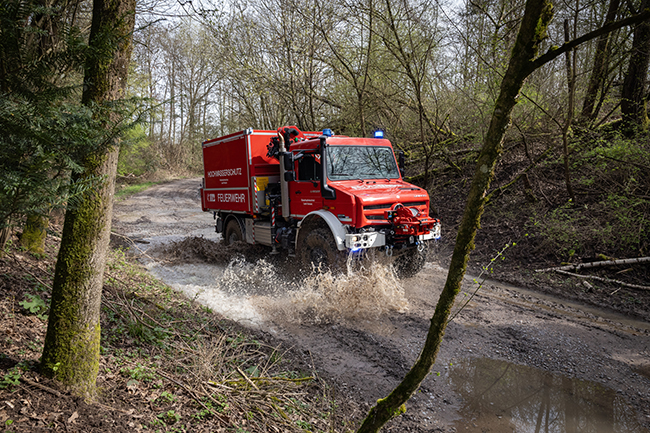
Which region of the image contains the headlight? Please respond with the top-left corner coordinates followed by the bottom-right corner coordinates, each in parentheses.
top-left (409, 207), bottom-right (420, 217)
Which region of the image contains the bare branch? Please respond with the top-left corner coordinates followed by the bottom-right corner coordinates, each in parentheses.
top-left (530, 9), bottom-right (650, 70)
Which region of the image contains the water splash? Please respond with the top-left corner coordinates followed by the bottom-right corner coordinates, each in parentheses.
top-left (288, 261), bottom-right (409, 324)
top-left (217, 254), bottom-right (411, 325)
top-left (153, 237), bottom-right (410, 326)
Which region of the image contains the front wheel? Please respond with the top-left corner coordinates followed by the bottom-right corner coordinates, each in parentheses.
top-left (393, 247), bottom-right (426, 278)
top-left (299, 227), bottom-right (346, 273)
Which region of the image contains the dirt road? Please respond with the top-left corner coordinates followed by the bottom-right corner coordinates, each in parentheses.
top-left (113, 178), bottom-right (650, 432)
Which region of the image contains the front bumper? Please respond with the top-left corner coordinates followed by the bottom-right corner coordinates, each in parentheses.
top-left (345, 232), bottom-right (386, 249)
top-left (345, 222), bottom-right (441, 250)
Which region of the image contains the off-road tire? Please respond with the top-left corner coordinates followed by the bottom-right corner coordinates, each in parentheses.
top-left (224, 219), bottom-right (243, 246)
top-left (393, 248), bottom-right (426, 278)
top-left (300, 227), bottom-right (346, 273)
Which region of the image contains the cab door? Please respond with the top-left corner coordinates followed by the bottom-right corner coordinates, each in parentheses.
top-left (288, 153), bottom-right (324, 217)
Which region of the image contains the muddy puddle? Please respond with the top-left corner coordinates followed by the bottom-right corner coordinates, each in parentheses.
top-left (443, 358), bottom-right (648, 433)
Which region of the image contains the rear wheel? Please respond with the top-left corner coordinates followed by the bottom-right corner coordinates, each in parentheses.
top-left (393, 247), bottom-right (426, 278)
top-left (300, 227), bottom-right (346, 273)
top-left (224, 219), bottom-right (243, 245)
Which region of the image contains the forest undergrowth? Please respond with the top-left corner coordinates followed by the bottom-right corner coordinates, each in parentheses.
top-left (0, 231), bottom-right (357, 432)
top-left (425, 127), bottom-right (650, 321)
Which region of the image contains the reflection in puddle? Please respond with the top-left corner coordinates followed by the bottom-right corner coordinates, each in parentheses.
top-left (448, 358), bottom-right (647, 433)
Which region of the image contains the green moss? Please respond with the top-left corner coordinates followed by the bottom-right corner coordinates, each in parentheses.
top-left (392, 403), bottom-right (406, 418)
top-left (534, 2), bottom-right (553, 42)
top-left (375, 397), bottom-right (406, 419)
top-left (43, 321), bottom-right (101, 398)
top-left (20, 214), bottom-right (48, 254)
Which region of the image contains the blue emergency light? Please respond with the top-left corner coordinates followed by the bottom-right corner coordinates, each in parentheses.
top-left (374, 130), bottom-right (384, 138)
top-left (322, 128), bottom-right (333, 137)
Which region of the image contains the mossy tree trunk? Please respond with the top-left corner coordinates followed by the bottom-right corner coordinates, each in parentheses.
top-left (41, 0), bottom-right (136, 398)
top-left (20, 213), bottom-right (48, 254)
top-left (356, 2), bottom-right (650, 432)
top-left (355, 0), bottom-right (555, 430)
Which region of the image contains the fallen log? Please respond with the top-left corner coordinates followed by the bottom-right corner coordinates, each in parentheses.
top-left (535, 256), bottom-right (650, 273)
top-left (554, 269), bottom-right (650, 291)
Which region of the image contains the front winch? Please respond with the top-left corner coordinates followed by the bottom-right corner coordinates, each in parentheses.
top-left (384, 203), bottom-right (441, 240)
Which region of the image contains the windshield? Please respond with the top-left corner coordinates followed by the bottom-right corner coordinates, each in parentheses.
top-left (327, 146), bottom-right (400, 181)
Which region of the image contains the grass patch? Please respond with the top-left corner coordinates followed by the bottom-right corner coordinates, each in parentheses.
top-left (115, 181), bottom-right (160, 199)
top-left (115, 182), bottom-right (160, 199)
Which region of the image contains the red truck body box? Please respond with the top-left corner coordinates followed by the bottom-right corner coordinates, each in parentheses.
top-left (200, 128), bottom-right (321, 214)
top-left (201, 129), bottom-right (278, 213)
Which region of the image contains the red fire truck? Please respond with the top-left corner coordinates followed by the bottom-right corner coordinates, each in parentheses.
top-left (199, 126), bottom-right (441, 277)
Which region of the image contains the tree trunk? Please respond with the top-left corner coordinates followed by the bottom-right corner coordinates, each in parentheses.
top-left (0, 224), bottom-right (11, 253)
top-left (620, 0), bottom-right (650, 133)
top-left (20, 213), bottom-right (49, 254)
top-left (562, 19), bottom-right (575, 201)
top-left (41, 0), bottom-right (136, 398)
top-left (355, 0), bottom-right (554, 431)
top-left (580, 0), bottom-right (620, 122)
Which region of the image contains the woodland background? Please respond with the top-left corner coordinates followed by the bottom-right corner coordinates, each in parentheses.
top-left (2, 0), bottom-right (649, 270)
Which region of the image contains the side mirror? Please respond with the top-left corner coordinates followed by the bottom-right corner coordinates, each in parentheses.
top-left (319, 136), bottom-right (336, 200)
top-left (284, 171), bottom-right (296, 182)
top-left (283, 153), bottom-right (293, 168)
